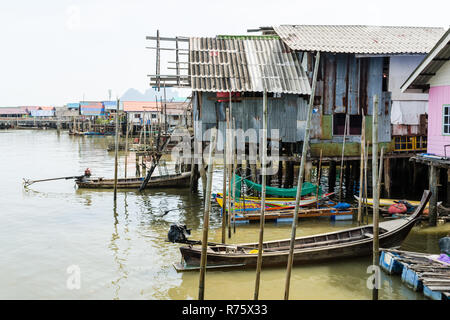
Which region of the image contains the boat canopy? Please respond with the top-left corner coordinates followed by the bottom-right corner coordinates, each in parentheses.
top-left (234, 174), bottom-right (322, 198)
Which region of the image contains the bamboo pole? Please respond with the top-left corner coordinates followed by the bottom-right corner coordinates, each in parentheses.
top-left (372, 94), bottom-right (379, 301)
top-left (113, 99), bottom-right (120, 201)
top-left (339, 113), bottom-right (349, 202)
top-left (284, 51), bottom-right (320, 300)
top-left (254, 90), bottom-right (268, 300)
top-left (198, 128), bottom-right (217, 301)
top-left (357, 113), bottom-right (366, 224)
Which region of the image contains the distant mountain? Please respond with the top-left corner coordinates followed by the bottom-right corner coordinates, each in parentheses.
top-left (120, 87), bottom-right (191, 102)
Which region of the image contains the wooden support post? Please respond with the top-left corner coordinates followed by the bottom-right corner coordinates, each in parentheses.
top-left (254, 89), bottom-right (268, 300)
top-left (278, 160), bottom-right (283, 187)
top-left (135, 154), bottom-right (140, 177)
top-left (305, 161), bottom-right (312, 182)
top-left (198, 128), bottom-right (217, 301)
top-left (316, 150), bottom-right (323, 209)
top-left (222, 126), bottom-right (227, 244)
top-left (113, 99), bottom-right (120, 201)
top-left (384, 158), bottom-right (391, 198)
top-left (339, 114), bottom-right (349, 202)
top-left (124, 117), bottom-right (129, 179)
top-left (372, 95), bottom-right (379, 301)
top-left (357, 115), bottom-right (365, 224)
top-left (328, 161), bottom-right (336, 193)
top-left (364, 140), bottom-right (369, 225)
top-left (284, 51), bottom-right (320, 300)
top-left (429, 165), bottom-right (438, 227)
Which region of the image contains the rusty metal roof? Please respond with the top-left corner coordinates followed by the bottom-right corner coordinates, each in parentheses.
top-left (401, 28), bottom-right (450, 91)
top-left (273, 25), bottom-right (446, 54)
top-left (189, 36), bottom-right (311, 94)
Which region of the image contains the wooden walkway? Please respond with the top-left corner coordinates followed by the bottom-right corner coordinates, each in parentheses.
top-left (380, 248), bottom-right (450, 300)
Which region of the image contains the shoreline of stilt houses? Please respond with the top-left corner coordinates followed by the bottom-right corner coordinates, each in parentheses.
top-left (146, 24), bottom-right (450, 226)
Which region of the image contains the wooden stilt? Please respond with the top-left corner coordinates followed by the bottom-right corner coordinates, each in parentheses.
top-left (357, 115), bottom-right (366, 225)
top-left (254, 90), bottom-right (268, 300)
top-left (384, 158), bottom-right (391, 199)
top-left (113, 99), bottom-right (120, 201)
top-left (328, 161), bottom-right (336, 193)
top-left (198, 128), bottom-right (217, 301)
top-left (222, 125), bottom-right (227, 244)
top-left (372, 95), bottom-right (379, 301)
top-left (429, 165), bottom-right (438, 227)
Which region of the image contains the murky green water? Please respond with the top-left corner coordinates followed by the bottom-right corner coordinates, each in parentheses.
top-left (0, 129), bottom-right (448, 300)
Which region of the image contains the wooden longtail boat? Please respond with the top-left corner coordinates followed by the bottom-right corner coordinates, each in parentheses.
top-left (214, 192), bottom-right (335, 212)
top-left (76, 172), bottom-right (191, 189)
top-left (174, 190), bottom-right (431, 271)
top-left (354, 195), bottom-right (430, 208)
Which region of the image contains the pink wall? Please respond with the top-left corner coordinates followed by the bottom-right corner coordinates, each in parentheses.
top-left (427, 85), bottom-right (450, 157)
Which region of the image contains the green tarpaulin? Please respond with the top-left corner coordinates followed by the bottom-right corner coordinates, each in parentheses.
top-left (233, 175), bottom-right (322, 198)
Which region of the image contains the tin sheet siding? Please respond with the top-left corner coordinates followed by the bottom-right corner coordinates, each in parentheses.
top-left (195, 92), bottom-right (309, 143)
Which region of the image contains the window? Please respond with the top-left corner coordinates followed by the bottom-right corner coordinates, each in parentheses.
top-left (134, 114), bottom-right (141, 119)
top-left (151, 113), bottom-right (157, 119)
top-left (333, 114), bottom-right (362, 135)
top-left (443, 105), bottom-right (450, 135)
top-left (394, 136), bottom-right (427, 152)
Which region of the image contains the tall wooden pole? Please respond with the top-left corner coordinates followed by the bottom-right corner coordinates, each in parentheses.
top-left (113, 99), bottom-right (120, 201)
top-left (254, 90), bottom-right (268, 300)
top-left (284, 51), bottom-right (320, 300)
top-left (227, 94), bottom-right (232, 239)
top-left (372, 95), bottom-right (379, 301)
top-left (124, 115), bottom-right (130, 178)
top-left (222, 120), bottom-right (227, 244)
top-left (357, 114), bottom-right (366, 224)
top-left (316, 149), bottom-right (323, 208)
top-left (198, 128), bottom-right (217, 301)
top-left (232, 117), bottom-right (237, 234)
top-left (378, 147), bottom-right (385, 201)
top-left (339, 113), bottom-right (349, 202)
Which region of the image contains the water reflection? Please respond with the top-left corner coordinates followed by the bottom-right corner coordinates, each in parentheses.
top-left (1, 130), bottom-right (448, 300)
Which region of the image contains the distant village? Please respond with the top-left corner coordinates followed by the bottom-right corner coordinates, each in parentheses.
top-left (0, 97), bottom-right (192, 130)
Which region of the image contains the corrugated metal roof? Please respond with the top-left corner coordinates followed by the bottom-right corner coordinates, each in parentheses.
top-left (123, 101), bottom-right (187, 113)
top-left (401, 28), bottom-right (450, 91)
top-left (189, 36), bottom-right (311, 94)
top-left (273, 25), bottom-right (446, 54)
top-left (0, 107), bottom-right (28, 115)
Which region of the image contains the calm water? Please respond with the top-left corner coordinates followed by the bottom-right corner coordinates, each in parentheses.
top-left (0, 129), bottom-right (448, 300)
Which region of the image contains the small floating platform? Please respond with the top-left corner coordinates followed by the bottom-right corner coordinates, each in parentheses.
top-left (380, 248), bottom-right (450, 300)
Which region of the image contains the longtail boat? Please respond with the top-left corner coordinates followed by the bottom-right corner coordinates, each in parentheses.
top-left (213, 192), bottom-right (334, 212)
top-left (76, 172), bottom-right (191, 189)
top-left (354, 195), bottom-right (423, 207)
top-left (173, 190), bottom-right (431, 271)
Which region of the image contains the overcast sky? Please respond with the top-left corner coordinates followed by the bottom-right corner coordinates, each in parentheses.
top-left (0, 0), bottom-right (448, 106)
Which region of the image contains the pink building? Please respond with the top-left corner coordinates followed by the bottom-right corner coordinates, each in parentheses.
top-left (401, 28), bottom-right (450, 225)
top-left (402, 28), bottom-right (450, 158)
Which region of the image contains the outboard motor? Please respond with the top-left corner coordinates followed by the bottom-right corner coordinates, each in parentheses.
top-left (168, 224), bottom-right (191, 243)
